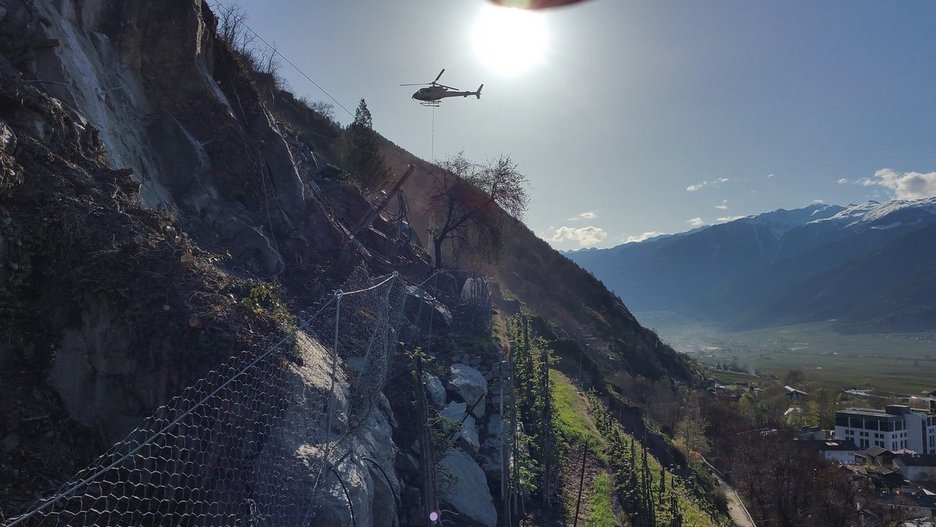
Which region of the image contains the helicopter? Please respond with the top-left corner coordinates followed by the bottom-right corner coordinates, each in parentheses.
top-left (401, 69), bottom-right (483, 107)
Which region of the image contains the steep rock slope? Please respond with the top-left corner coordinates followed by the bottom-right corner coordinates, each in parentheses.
top-left (0, 0), bottom-right (397, 520)
top-left (25, 0), bottom-right (351, 292)
top-left (1, 1), bottom-right (701, 523)
top-left (381, 145), bottom-right (693, 384)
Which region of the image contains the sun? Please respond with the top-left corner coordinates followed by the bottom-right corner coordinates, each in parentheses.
top-left (472, 5), bottom-right (548, 75)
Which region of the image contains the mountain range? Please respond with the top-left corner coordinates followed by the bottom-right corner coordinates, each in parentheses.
top-left (567, 199), bottom-right (936, 333)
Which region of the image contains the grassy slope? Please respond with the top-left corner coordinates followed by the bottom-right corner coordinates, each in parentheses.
top-left (550, 371), bottom-right (724, 527)
top-left (586, 473), bottom-right (617, 527)
top-left (552, 370), bottom-right (605, 451)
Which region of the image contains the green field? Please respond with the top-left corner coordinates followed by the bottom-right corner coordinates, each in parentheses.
top-left (645, 319), bottom-right (936, 394)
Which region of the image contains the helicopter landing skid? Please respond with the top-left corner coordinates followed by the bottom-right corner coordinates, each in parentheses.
top-left (420, 101), bottom-right (440, 107)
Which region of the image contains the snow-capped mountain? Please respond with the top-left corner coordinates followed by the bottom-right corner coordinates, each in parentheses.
top-left (567, 198), bottom-right (936, 333)
top-left (808, 197), bottom-right (936, 229)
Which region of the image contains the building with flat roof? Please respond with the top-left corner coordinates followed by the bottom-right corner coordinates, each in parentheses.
top-left (834, 405), bottom-right (936, 454)
top-left (796, 438), bottom-right (859, 464)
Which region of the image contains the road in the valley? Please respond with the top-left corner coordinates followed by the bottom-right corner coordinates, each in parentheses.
top-left (698, 455), bottom-right (756, 527)
top-left (720, 478), bottom-right (755, 527)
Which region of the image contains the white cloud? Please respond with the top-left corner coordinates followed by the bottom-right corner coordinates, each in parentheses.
top-left (812, 199), bottom-right (825, 204)
top-left (715, 200), bottom-right (728, 210)
top-left (625, 231), bottom-right (662, 243)
top-left (551, 226), bottom-right (608, 247)
top-left (766, 173), bottom-right (775, 178)
top-left (686, 177), bottom-right (730, 192)
top-left (865, 168), bottom-right (936, 200)
top-left (838, 169), bottom-right (936, 200)
top-left (578, 211), bottom-right (597, 220)
top-left (567, 211), bottom-right (598, 221)
top-left (687, 217), bottom-right (705, 228)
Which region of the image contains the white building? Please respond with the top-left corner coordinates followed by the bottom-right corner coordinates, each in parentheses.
top-left (834, 405), bottom-right (936, 454)
top-left (798, 439), bottom-right (859, 464)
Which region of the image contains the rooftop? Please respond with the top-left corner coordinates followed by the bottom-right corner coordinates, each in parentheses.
top-left (861, 445), bottom-right (890, 457)
top-left (895, 454), bottom-right (936, 467)
top-left (840, 407), bottom-right (891, 417)
top-left (797, 439), bottom-right (858, 452)
top-left (838, 406), bottom-right (934, 418)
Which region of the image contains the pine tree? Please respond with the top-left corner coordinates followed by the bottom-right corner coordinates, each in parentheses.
top-left (344, 99), bottom-right (389, 190)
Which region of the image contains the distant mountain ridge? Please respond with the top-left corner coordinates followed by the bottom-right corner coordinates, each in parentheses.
top-left (567, 199), bottom-right (936, 333)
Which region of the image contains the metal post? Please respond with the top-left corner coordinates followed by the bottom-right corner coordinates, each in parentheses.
top-left (323, 291), bottom-right (343, 466)
top-left (351, 164), bottom-right (416, 239)
top-left (510, 354), bottom-right (521, 518)
top-left (499, 360), bottom-right (509, 525)
top-left (542, 336), bottom-right (551, 509)
top-left (572, 444), bottom-right (588, 527)
top-left (415, 354), bottom-right (438, 525)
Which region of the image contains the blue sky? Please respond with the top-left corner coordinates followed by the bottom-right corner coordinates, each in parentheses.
top-left (226, 0), bottom-right (936, 250)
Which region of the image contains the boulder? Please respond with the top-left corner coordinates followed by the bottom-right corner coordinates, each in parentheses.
top-left (403, 285), bottom-right (452, 333)
top-left (455, 414), bottom-right (480, 458)
top-left (440, 401), bottom-right (467, 423)
top-left (438, 449), bottom-right (497, 527)
top-left (440, 401), bottom-right (479, 457)
top-left (422, 372), bottom-right (446, 407)
top-left (447, 363), bottom-right (487, 418)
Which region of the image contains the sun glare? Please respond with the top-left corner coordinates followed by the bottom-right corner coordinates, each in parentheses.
top-left (472, 5), bottom-right (548, 75)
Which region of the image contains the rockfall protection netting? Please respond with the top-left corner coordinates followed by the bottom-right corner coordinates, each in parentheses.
top-left (4, 268), bottom-right (407, 527)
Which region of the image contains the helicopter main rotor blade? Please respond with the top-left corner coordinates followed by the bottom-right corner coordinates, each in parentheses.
top-left (400, 82), bottom-right (430, 86)
top-left (433, 69), bottom-right (445, 84)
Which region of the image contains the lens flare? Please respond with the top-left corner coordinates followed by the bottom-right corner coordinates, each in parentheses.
top-left (472, 5), bottom-right (548, 75)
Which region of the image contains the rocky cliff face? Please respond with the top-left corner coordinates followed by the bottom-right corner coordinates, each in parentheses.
top-left (0, 0), bottom-right (413, 522)
top-left (0, 1), bottom-right (698, 524)
top-left (23, 0), bottom-right (349, 282)
top-left (0, 2), bottom-right (511, 524)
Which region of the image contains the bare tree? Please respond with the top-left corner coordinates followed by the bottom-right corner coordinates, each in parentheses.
top-left (258, 41), bottom-right (279, 76)
top-left (428, 152), bottom-right (528, 269)
top-left (675, 392), bottom-right (710, 470)
top-left (299, 96), bottom-right (335, 120)
top-left (216, 3), bottom-right (253, 53)
top-left (215, 2), bottom-right (281, 87)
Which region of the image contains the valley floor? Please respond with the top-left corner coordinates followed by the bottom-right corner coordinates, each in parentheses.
top-left (644, 319), bottom-right (936, 394)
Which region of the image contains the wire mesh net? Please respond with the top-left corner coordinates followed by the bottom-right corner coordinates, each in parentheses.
top-left (4, 268), bottom-right (407, 527)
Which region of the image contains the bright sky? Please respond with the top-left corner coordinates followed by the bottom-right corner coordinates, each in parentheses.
top-left (227, 0), bottom-right (936, 250)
